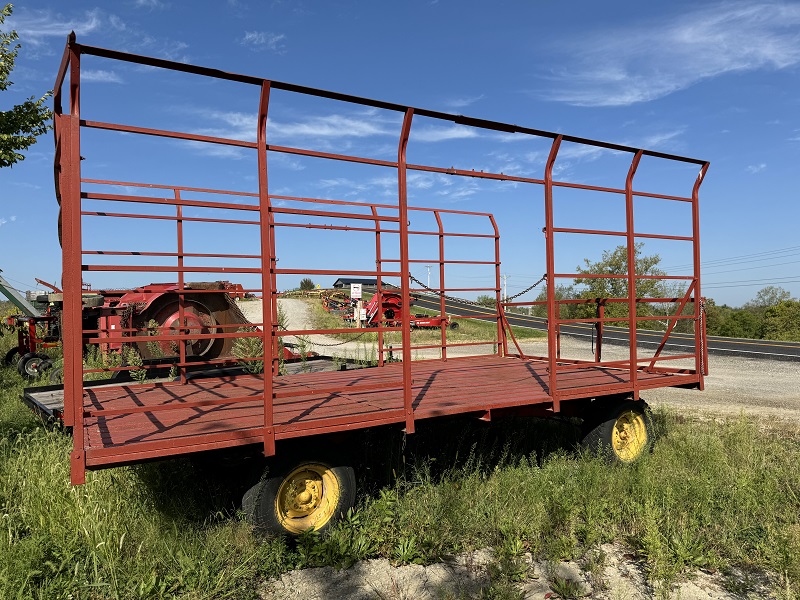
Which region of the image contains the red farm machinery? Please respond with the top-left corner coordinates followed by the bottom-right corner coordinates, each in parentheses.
top-left (2, 274), bottom-right (257, 380)
top-left (23, 34), bottom-right (710, 536)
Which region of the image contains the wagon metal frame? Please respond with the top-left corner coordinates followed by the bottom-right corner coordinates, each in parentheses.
top-left (53, 34), bottom-right (709, 484)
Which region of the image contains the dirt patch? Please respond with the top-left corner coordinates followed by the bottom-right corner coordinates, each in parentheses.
top-left (262, 544), bottom-right (777, 599)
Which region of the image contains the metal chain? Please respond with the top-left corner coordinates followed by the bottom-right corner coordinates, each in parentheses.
top-left (409, 273), bottom-right (547, 306)
top-left (284, 327), bottom-right (372, 347)
top-left (505, 274), bottom-right (548, 302)
top-left (697, 298), bottom-right (706, 375)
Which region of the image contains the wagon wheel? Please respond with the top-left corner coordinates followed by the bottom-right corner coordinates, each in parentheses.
top-left (50, 366), bottom-right (64, 384)
top-left (581, 399), bottom-right (652, 463)
top-left (17, 353), bottom-right (53, 379)
top-left (3, 347), bottom-right (20, 366)
top-left (140, 299), bottom-right (219, 358)
top-left (242, 459), bottom-right (356, 535)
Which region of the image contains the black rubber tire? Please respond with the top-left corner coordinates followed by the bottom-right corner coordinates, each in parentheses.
top-left (50, 366), bottom-right (64, 384)
top-left (581, 399), bottom-right (652, 464)
top-left (449, 322), bottom-right (459, 330)
top-left (242, 459), bottom-right (356, 536)
top-left (17, 352), bottom-right (52, 378)
top-left (3, 347), bottom-right (20, 366)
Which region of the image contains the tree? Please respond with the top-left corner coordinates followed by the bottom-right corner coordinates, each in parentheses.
top-left (475, 294), bottom-right (496, 307)
top-left (1, 4), bottom-right (53, 168)
top-left (531, 284), bottom-right (577, 318)
top-left (572, 243), bottom-right (670, 328)
top-left (763, 300), bottom-right (800, 341)
top-left (744, 286), bottom-right (791, 310)
top-left (299, 277), bottom-right (315, 291)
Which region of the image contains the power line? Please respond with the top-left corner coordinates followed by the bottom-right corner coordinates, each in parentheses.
top-left (662, 245), bottom-right (800, 271)
top-left (701, 259), bottom-right (800, 276)
top-left (703, 276), bottom-right (800, 289)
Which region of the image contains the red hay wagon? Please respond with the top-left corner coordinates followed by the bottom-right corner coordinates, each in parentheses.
top-left (36, 34), bottom-right (709, 535)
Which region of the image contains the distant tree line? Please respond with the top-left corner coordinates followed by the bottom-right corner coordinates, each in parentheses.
top-left (704, 286), bottom-right (800, 341)
top-left (490, 244), bottom-right (800, 342)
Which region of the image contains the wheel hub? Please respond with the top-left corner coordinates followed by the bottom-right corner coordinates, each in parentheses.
top-left (612, 410), bottom-right (647, 462)
top-left (275, 464), bottom-right (341, 533)
top-left (282, 471), bottom-right (323, 517)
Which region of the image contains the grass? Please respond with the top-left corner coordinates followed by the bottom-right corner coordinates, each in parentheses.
top-left (307, 298), bottom-right (546, 348)
top-left (2, 330), bottom-right (800, 598)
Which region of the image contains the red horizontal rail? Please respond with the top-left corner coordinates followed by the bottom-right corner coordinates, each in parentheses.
top-left (553, 272), bottom-right (694, 280)
top-left (82, 265), bottom-right (262, 273)
top-left (82, 191), bottom-right (259, 212)
top-left (274, 222), bottom-right (390, 234)
top-left (557, 314), bottom-right (695, 325)
top-left (272, 206), bottom-right (399, 222)
top-left (82, 119), bottom-right (257, 149)
top-left (554, 296), bottom-right (696, 305)
top-left (380, 340), bottom-right (500, 353)
top-left (82, 178), bottom-right (260, 198)
top-left (552, 227), bottom-right (693, 242)
top-left (81, 211), bottom-right (260, 226)
top-left (384, 258), bottom-right (498, 265)
top-left (82, 250), bottom-right (261, 259)
top-left (407, 162), bottom-right (545, 185)
top-left (267, 144), bottom-right (396, 169)
top-left (278, 327), bottom-right (400, 336)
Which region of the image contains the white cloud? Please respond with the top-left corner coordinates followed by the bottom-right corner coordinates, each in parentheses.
top-left (81, 69), bottom-right (124, 84)
top-left (240, 31), bottom-right (286, 52)
top-left (7, 8), bottom-right (188, 63)
top-left (135, 0), bottom-right (168, 8)
top-left (443, 94), bottom-right (485, 109)
top-left (540, 1), bottom-right (800, 106)
top-left (7, 8), bottom-right (104, 46)
top-left (746, 163), bottom-right (767, 173)
top-left (0, 219), bottom-right (6, 227)
top-left (269, 114), bottom-right (395, 140)
top-left (412, 124), bottom-right (479, 143)
top-left (10, 216), bottom-right (16, 222)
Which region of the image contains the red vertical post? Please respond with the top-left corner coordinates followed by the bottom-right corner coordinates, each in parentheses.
top-left (64, 37), bottom-right (85, 484)
top-left (397, 108), bottom-right (415, 434)
top-left (175, 192), bottom-right (187, 384)
top-left (625, 151), bottom-right (643, 398)
top-left (434, 211), bottom-right (447, 360)
top-left (595, 301), bottom-right (604, 363)
top-left (372, 206), bottom-right (384, 366)
top-left (692, 164), bottom-right (709, 387)
top-left (257, 80), bottom-right (276, 456)
top-left (543, 136), bottom-right (562, 407)
top-left (489, 215), bottom-right (503, 357)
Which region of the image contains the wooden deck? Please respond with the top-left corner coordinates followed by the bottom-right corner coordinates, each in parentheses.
top-left (71, 355), bottom-right (699, 469)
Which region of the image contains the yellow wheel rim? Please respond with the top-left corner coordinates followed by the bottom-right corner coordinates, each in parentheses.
top-left (612, 410), bottom-right (647, 462)
top-left (275, 464), bottom-right (340, 534)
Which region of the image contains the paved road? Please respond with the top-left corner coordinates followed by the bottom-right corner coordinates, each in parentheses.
top-left (411, 294), bottom-right (800, 362)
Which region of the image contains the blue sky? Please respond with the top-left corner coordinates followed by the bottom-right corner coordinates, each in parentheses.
top-left (1, 0), bottom-right (799, 307)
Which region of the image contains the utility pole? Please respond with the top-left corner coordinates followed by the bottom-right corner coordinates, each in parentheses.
top-left (425, 265), bottom-right (432, 289)
top-left (502, 273), bottom-right (508, 302)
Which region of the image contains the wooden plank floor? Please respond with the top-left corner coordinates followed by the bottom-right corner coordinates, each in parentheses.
top-left (81, 355), bottom-right (698, 467)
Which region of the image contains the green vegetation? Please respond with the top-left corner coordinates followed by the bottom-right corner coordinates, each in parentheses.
top-left (1, 4), bottom-right (53, 168)
top-left (527, 244), bottom-right (800, 342)
top-left (308, 298), bottom-right (545, 347)
top-left (299, 278), bottom-right (315, 291)
top-left (531, 243), bottom-right (684, 332)
top-left (707, 286), bottom-right (800, 341)
top-left (2, 330), bottom-right (800, 598)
